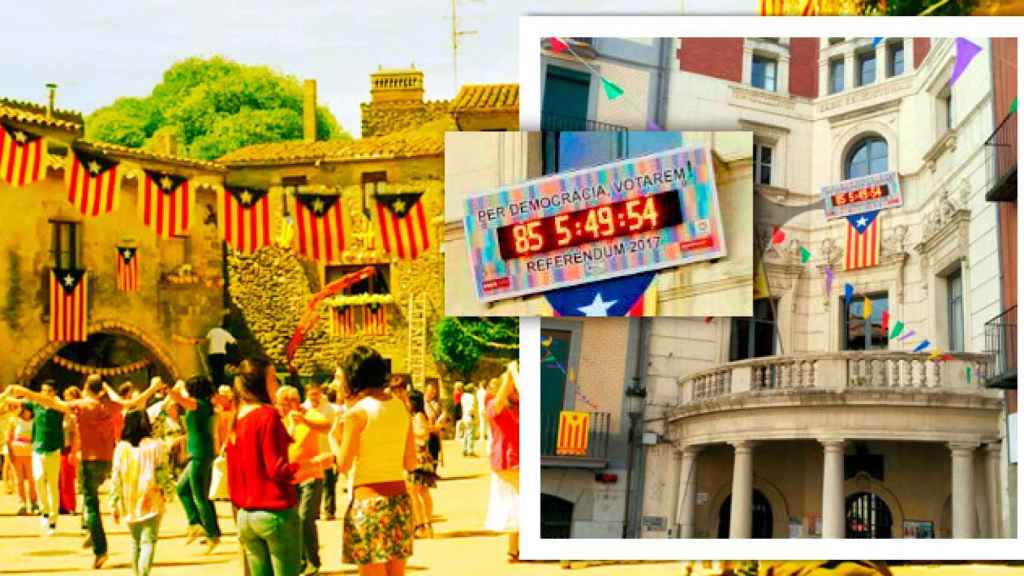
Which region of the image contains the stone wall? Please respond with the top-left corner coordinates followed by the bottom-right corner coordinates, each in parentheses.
top-left (360, 100), bottom-right (450, 138)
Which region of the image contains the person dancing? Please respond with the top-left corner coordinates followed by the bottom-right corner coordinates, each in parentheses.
top-left (485, 362), bottom-right (520, 562)
top-left (166, 376), bottom-right (222, 553)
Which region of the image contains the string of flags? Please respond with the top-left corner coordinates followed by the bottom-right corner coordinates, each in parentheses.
top-left (548, 37), bottom-right (662, 131)
top-left (542, 335), bottom-right (599, 410)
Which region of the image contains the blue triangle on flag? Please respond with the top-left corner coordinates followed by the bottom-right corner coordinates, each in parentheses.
top-left (846, 210), bottom-right (879, 234)
top-left (545, 272), bottom-right (655, 316)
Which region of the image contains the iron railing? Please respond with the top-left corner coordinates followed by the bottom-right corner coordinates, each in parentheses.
top-left (541, 409), bottom-right (610, 462)
top-left (541, 112), bottom-right (628, 133)
top-left (985, 109), bottom-right (1017, 202)
top-left (984, 305), bottom-right (1017, 388)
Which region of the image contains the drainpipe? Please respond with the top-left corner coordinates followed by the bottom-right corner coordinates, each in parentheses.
top-left (622, 317), bottom-right (649, 538)
top-left (652, 39), bottom-right (672, 129)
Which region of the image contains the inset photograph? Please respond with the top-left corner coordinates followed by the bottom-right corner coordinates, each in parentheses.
top-left (444, 131), bottom-right (754, 317)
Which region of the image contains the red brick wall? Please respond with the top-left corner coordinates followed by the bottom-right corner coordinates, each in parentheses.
top-left (914, 38), bottom-right (931, 68)
top-left (788, 38), bottom-right (819, 99)
top-left (677, 38), bottom-right (744, 83)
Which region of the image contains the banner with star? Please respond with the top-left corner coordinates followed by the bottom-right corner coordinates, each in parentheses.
top-left (330, 305), bottom-right (358, 337)
top-left (221, 186), bottom-right (272, 254)
top-left (844, 210), bottom-right (880, 270)
top-left (139, 170), bottom-right (192, 237)
top-left (362, 302), bottom-right (388, 335)
top-left (49, 268), bottom-right (88, 342)
top-left (0, 122), bottom-right (46, 187)
top-left (66, 147), bottom-right (122, 217)
top-left (293, 192), bottom-right (346, 263)
top-left (116, 247), bottom-right (138, 292)
top-left (375, 191), bottom-right (430, 259)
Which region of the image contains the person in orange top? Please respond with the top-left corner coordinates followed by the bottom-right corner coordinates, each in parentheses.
top-left (275, 385), bottom-right (331, 576)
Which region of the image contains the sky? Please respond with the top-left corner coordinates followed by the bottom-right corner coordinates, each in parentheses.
top-left (3, 0), bottom-right (753, 138)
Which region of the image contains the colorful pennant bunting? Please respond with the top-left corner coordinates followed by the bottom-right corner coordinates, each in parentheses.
top-left (899, 330), bottom-right (916, 342)
top-left (772, 226), bottom-right (786, 245)
top-left (549, 37), bottom-right (568, 54)
top-left (862, 296), bottom-right (873, 320)
top-left (912, 340), bottom-right (930, 353)
top-left (602, 78), bottom-right (624, 100)
top-left (889, 320), bottom-right (904, 339)
top-left (116, 247), bottom-right (138, 292)
top-left (844, 283), bottom-right (854, 308)
top-left (950, 38), bottom-right (982, 87)
top-left (800, 246), bottom-right (811, 263)
top-left (824, 265), bottom-right (833, 296)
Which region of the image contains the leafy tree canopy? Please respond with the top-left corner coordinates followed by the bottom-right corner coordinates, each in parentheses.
top-left (861, 0), bottom-right (977, 14)
top-left (86, 56), bottom-right (350, 160)
top-left (431, 317), bottom-right (518, 381)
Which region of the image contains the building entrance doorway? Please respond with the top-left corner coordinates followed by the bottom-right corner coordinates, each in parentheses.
top-left (846, 491), bottom-right (893, 538)
top-left (717, 489), bottom-right (773, 538)
top-left (541, 494), bottom-right (574, 538)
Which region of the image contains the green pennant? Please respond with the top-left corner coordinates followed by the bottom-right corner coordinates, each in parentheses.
top-left (889, 320), bottom-right (904, 339)
top-left (602, 78), bottom-right (624, 101)
top-left (799, 246), bottom-right (811, 264)
top-left (966, 365), bottom-right (972, 384)
top-left (1011, 97), bottom-right (1018, 116)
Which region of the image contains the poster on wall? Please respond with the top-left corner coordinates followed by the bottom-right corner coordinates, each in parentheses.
top-left (462, 146), bottom-right (728, 302)
top-left (903, 520), bottom-right (935, 539)
top-left (821, 170), bottom-right (902, 220)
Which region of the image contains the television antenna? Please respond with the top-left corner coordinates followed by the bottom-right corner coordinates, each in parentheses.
top-left (450, 0), bottom-right (479, 93)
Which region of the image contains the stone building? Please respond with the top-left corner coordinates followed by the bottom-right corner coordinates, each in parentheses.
top-left (539, 38), bottom-right (1016, 539)
top-left (0, 96), bottom-right (227, 389)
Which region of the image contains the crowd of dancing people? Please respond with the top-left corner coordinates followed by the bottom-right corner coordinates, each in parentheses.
top-left (0, 348), bottom-right (520, 576)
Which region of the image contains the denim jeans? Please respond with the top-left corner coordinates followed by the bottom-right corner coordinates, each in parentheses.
top-left (177, 457), bottom-right (221, 538)
top-left (297, 480), bottom-right (324, 570)
top-left (80, 460), bottom-right (112, 556)
top-left (129, 515), bottom-right (161, 576)
top-left (237, 507), bottom-right (300, 576)
top-left (322, 468), bottom-right (337, 517)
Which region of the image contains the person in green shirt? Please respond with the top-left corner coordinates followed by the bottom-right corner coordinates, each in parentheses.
top-left (2, 381), bottom-right (63, 535)
top-left (166, 375), bottom-right (222, 553)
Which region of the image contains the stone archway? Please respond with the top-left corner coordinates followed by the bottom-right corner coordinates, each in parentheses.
top-left (17, 319), bottom-right (179, 385)
top-left (706, 476), bottom-right (791, 539)
top-left (844, 472), bottom-right (906, 538)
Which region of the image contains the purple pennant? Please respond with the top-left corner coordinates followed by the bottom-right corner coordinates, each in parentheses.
top-left (949, 38), bottom-right (982, 87)
top-left (646, 120), bottom-right (661, 131)
top-left (825, 265), bottom-right (833, 296)
top-left (899, 330), bottom-right (916, 342)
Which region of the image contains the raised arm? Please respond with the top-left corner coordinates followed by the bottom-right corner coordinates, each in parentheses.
top-left (165, 382), bottom-right (198, 412)
top-left (493, 369), bottom-right (517, 416)
top-left (4, 385), bottom-right (70, 413)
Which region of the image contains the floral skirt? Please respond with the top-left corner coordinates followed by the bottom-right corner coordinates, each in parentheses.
top-left (342, 491), bottom-right (414, 565)
top-left (408, 445), bottom-right (438, 488)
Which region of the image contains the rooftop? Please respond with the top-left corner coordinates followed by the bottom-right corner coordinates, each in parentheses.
top-left (451, 83), bottom-right (519, 113)
top-left (0, 98), bottom-right (84, 133)
top-left (76, 139), bottom-right (227, 172)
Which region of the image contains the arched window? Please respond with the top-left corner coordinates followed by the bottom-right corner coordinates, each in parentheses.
top-left (845, 137), bottom-right (888, 179)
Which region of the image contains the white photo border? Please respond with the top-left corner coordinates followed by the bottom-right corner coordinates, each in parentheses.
top-left (519, 15), bottom-right (1024, 560)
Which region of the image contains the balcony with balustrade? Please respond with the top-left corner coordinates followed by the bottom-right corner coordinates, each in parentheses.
top-left (672, 351), bottom-right (1002, 446)
top-left (541, 409), bottom-right (611, 469)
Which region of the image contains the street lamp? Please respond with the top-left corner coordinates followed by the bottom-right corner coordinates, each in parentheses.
top-left (622, 376), bottom-right (647, 538)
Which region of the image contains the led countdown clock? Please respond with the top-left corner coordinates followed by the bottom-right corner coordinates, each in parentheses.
top-left (821, 170), bottom-right (902, 219)
top-left (463, 146), bottom-right (727, 302)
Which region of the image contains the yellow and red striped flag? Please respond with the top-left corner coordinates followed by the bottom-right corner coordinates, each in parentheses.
top-left (760, 0), bottom-right (818, 14)
top-left (294, 193), bottom-right (346, 263)
top-left (49, 268), bottom-right (88, 342)
top-left (66, 148), bottom-right (121, 217)
top-left (140, 170), bottom-right (192, 237)
top-left (362, 303), bottom-right (388, 336)
top-left (844, 211), bottom-right (880, 270)
top-left (221, 186), bottom-right (272, 254)
top-left (556, 410), bottom-right (590, 456)
top-left (375, 192), bottom-right (430, 259)
top-left (330, 306), bottom-right (358, 337)
top-left (0, 123), bottom-right (46, 187)
top-left (116, 247), bottom-right (138, 292)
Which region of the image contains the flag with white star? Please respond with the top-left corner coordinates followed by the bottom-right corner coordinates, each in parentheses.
top-left (116, 247), bottom-right (138, 292)
top-left (221, 186), bottom-right (271, 254)
top-left (375, 192), bottom-right (430, 259)
top-left (49, 268), bottom-right (88, 342)
top-left (544, 272), bottom-right (658, 317)
top-left (294, 193), bottom-right (346, 263)
top-left (844, 210), bottom-right (880, 270)
top-left (66, 148), bottom-right (121, 216)
top-left (139, 170), bottom-right (192, 237)
top-left (362, 302), bottom-right (388, 336)
top-left (330, 305), bottom-right (358, 337)
top-left (0, 122), bottom-right (46, 187)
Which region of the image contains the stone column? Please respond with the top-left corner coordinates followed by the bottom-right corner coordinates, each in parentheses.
top-left (676, 446), bottom-right (701, 538)
top-left (949, 441), bottom-right (979, 538)
top-left (820, 438), bottom-right (846, 538)
top-left (729, 440), bottom-right (754, 538)
top-left (985, 443), bottom-right (1002, 538)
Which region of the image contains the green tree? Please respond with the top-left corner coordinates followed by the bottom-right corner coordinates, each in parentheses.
top-left (431, 317), bottom-right (518, 380)
top-left (86, 56), bottom-right (349, 160)
top-left (861, 0), bottom-right (977, 14)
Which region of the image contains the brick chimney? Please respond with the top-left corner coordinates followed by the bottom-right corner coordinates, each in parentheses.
top-left (369, 68), bottom-right (424, 104)
top-left (45, 83), bottom-right (57, 118)
top-left (153, 132), bottom-right (178, 156)
top-left (303, 79), bottom-right (317, 143)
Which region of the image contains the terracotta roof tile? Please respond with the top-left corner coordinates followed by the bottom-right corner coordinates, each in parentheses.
top-left (451, 84), bottom-right (519, 113)
top-left (0, 98), bottom-right (84, 132)
top-left (219, 117), bottom-right (452, 165)
top-left (76, 139), bottom-right (227, 172)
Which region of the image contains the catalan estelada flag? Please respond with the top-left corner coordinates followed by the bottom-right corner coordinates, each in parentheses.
top-left (221, 186), bottom-right (271, 253)
top-left (330, 306), bottom-right (358, 337)
top-left (556, 410), bottom-right (590, 456)
top-left (0, 122), bottom-right (46, 187)
top-left (140, 170), bottom-right (192, 237)
top-left (375, 192), bottom-right (430, 259)
top-left (363, 303), bottom-right (388, 336)
top-left (760, 0), bottom-right (818, 14)
top-left (844, 210), bottom-right (880, 271)
top-left (49, 268), bottom-right (88, 342)
top-left (294, 193), bottom-right (346, 263)
top-left (66, 148), bottom-right (121, 217)
top-left (116, 247), bottom-right (138, 292)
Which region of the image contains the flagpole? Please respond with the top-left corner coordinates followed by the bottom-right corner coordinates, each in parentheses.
top-left (760, 239), bottom-right (785, 357)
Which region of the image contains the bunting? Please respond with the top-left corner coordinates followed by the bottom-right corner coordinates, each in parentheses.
top-left (0, 122), bottom-right (46, 187)
top-left (362, 303), bottom-right (388, 336)
top-left (294, 193), bottom-right (346, 263)
top-left (139, 170), bottom-right (192, 237)
top-left (49, 268), bottom-right (88, 342)
top-left (116, 247), bottom-right (139, 292)
top-left (66, 148), bottom-right (122, 217)
top-left (221, 186), bottom-right (272, 254)
top-left (375, 192), bottom-right (430, 259)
